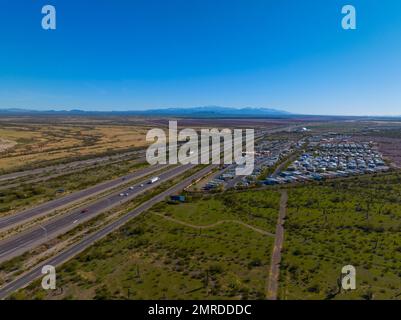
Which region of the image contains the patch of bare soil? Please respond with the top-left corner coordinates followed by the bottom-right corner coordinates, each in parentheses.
top-left (0, 139), bottom-right (17, 153)
top-left (355, 136), bottom-right (401, 168)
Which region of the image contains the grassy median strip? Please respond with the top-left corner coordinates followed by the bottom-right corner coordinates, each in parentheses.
top-left (0, 165), bottom-right (203, 286)
top-left (0, 165), bottom-right (173, 242)
top-left (0, 159), bottom-right (148, 217)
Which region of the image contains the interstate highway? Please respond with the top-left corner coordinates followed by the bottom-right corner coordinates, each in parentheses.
top-left (0, 149), bottom-right (145, 183)
top-left (0, 128), bottom-right (292, 232)
top-left (0, 164), bottom-right (194, 263)
top-left (0, 164), bottom-right (217, 300)
top-left (0, 163), bottom-right (166, 231)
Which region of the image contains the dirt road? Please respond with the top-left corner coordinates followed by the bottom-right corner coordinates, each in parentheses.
top-left (266, 189), bottom-right (288, 300)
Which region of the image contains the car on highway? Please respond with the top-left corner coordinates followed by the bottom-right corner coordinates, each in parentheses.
top-left (149, 177), bottom-right (160, 184)
top-left (81, 209), bottom-right (89, 213)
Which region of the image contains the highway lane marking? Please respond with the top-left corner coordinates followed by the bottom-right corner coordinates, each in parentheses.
top-left (0, 165), bottom-right (221, 297)
top-left (0, 238), bottom-right (37, 257)
top-left (0, 164), bottom-right (213, 259)
top-left (0, 163), bottom-right (167, 228)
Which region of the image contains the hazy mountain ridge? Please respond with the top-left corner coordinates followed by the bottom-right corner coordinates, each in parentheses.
top-left (0, 107), bottom-right (400, 119)
top-left (140, 106), bottom-right (291, 116)
top-left (0, 106), bottom-right (290, 117)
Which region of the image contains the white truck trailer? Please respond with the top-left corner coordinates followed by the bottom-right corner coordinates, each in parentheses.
top-left (149, 176), bottom-right (160, 184)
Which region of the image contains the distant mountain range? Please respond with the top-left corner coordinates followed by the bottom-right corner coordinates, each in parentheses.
top-left (139, 106), bottom-right (291, 117)
top-left (0, 106), bottom-right (291, 118)
top-left (0, 107), bottom-right (399, 119)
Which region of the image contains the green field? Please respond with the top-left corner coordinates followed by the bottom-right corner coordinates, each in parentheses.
top-left (9, 171), bottom-right (401, 300)
top-left (12, 190), bottom-right (281, 300)
top-left (279, 172), bottom-right (401, 300)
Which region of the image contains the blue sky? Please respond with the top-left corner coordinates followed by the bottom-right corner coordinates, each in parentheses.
top-left (0, 0), bottom-right (401, 115)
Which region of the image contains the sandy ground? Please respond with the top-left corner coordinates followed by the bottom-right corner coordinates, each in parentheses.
top-left (0, 138), bottom-right (17, 153)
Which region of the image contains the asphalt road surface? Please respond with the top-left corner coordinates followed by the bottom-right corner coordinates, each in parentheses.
top-left (0, 164), bottom-right (216, 299)
top-left (0, 155), bottom-right (148, 191)
top-left (0, 124), bottom-right (298, 184)
top-left (0, 164), bottom-right (194, 263)
top-left (0, 149), bottom-right (145, 183)
top-left (0, 163), bottom-right (166, 231)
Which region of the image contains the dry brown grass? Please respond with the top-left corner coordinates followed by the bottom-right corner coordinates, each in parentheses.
top-left (0, 123), bottom-right (150, 171)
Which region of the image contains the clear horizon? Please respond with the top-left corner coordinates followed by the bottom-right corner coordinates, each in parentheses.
top-left (2, 106), bottom-right (401, 117)
top-left (1, 0), bottom-right (401, 116)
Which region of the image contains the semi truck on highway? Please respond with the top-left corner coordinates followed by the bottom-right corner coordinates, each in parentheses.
top-left (149, 177), bottom-right (160, 184)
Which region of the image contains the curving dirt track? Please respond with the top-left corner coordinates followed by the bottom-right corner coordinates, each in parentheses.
top-left (153, 212), bottom-right (275, 237)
